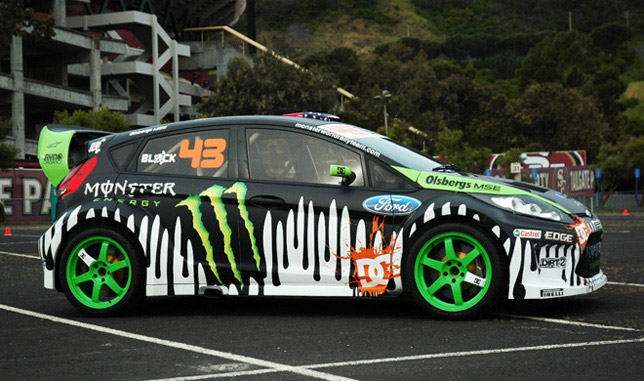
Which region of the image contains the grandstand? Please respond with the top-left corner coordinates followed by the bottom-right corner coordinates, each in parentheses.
top-left (1, 0), bottom-right (249, 160)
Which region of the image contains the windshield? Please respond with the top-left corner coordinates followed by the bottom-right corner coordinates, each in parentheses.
top-left (356, 136), bottom-right (443, 171)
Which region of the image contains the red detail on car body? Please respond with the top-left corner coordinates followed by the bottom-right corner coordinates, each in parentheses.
top-left (58, 156), bottom-right (98, 200)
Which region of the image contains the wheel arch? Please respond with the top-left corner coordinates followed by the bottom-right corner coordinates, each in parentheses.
top-left (52, 206), bottom-right (149, 292)
top-left (401, 197), bottom-right (510, 289)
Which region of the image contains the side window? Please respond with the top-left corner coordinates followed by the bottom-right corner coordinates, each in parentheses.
top-left (136, 129), bottom-right (229, 178)
top-left (246, 129), bottom-right (364, 186)
top-left (368, 160), bottom-right (415, 190)
top-left (110, 142), bottom-right (137, 171)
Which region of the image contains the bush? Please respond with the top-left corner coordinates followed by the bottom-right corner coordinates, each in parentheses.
top-left (52, 107), bottom-right (130, 133)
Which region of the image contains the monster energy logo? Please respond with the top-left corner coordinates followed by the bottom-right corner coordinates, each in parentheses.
top-left (176, 182), bottom-right (260, 288)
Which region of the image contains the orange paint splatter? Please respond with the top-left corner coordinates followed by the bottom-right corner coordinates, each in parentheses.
top-left (349, 216), bottom-right (401, 296)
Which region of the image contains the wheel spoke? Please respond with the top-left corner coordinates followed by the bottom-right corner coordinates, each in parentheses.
top-left (105, 277), bottom-right (124, 295)
top-left (91, 281), bottom-right (102, 302)
top-left (73, 271), bottom-right (93, 285)
top-left (426, 278), bottom-right (447, 296)
top-left (108, 259), bottom-right (129, 272)
top-left (422, 257), bottom-right (443, 271)
top-left (98, 241), bottom-right (110, 262)
top-left (77, 249), bottom-right (95, 267)
top-left (451, 283), bottom-right (464, 305)
top-left (462, 248), bottom-right (482, 267)
top-left (444, 238), bottom-right (457, 261)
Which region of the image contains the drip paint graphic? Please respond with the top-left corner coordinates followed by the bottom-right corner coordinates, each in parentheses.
top-left (177, 182), bottom-right (256, 287)
top-left (347, 216), bottom-right (401, 296)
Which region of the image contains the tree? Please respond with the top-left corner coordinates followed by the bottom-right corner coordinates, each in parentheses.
top-left (517, 30), bottom-right (600, 90)
top-left (0, 118), bottom-right (19, 170)
top-left (0, 0), bottom-right (54, 61)
top-left (507, 83), bottom-right (609, 160)
top-left (198, 54), bottom-right (338, 116)
top-left (53, 108), bottom-right (130, 133)
top-left (434, 127), bottom-right (492, 174)
top-left (596, 136), bottom-right (644, 207)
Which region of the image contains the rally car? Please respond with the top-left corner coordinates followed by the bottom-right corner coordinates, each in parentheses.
top-left (37, 115), bottom-right (606, 318)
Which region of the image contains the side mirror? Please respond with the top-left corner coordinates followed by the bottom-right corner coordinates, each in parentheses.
top-left (330, 165), bottom-right (356, 186)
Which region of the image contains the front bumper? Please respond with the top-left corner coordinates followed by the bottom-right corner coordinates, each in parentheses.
top-left (521, 270), bottom-right (607, 299)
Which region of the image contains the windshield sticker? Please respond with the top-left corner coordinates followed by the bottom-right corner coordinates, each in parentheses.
top-left (179, 138), bottom-right (227, 168)
top-left (362, 195), bottom-right (421, 215)
top-left (140, 150), bottom-right (177, 166)
top-left (129, 125), bottom-right (167, 136)
top-left (294, 122), bottom-right (381, 157)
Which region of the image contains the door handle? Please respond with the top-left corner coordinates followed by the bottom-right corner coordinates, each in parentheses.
top-left (249, 195), bottom-right (285, 208)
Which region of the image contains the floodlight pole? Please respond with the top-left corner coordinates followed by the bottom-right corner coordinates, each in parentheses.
top-left (375, 90), bottom-right (392, 136)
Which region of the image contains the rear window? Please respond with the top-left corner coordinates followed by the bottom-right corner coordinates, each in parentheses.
top-left (136, 130), bottom-right (230, 178)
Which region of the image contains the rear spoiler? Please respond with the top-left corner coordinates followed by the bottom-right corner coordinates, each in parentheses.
top-left (37, 125), bottom-right (113, 187)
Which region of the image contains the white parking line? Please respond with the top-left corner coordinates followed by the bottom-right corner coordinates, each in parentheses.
top-left (495, 313), bottom-right (640, 332)
top-left (0, 250), bottom-right (39, 259)
top-left (150, 337), bottom-right (644, 380)
top-left (0, 241), bottom-right (37, 245)
top-left (1, 233), bottom-right (42, 237)
top-left (0, 303), bottom-right (355, 381)
top-left (607, 281), bottom-right (644, 288)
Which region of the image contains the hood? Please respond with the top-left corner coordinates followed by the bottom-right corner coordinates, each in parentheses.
top-left (474, 175), bottom-right (591, 215)
top-left (393, 166), bottom-right (587, 216)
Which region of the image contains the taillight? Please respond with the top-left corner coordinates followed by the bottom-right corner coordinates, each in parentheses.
top-left (58, 156), bottom-right (98, 200)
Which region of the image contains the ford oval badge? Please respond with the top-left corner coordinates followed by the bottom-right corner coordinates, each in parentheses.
top-left (362, 195), bottom-right (422, 215)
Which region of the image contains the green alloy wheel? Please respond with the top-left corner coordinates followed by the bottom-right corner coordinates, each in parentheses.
top-left (406, 223), bottom-right (505, 319)
top-left (59, 228), bottom-right (144, 316)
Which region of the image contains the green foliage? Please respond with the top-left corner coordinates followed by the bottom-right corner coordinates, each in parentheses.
top-left (53, 108), bottom-right (130, 133)
top-left (508, 83), bottom-right (608, 160)
top-left (0, 0), bottom-right (55, 60)
top-left (0, 118), bottom-right (19, 170)
top-left (495, 147), bottom-right (523, 179)
top-left (198, 54), bottom-right (337, 116)
top-left (590, 23), bottom-right (632, 53)
top-left (518, 30), bottom-right (599, 89)
top-left (434, 127), bottom-right (492, 173)
top-left (596, 135), bottom-right (644, 205)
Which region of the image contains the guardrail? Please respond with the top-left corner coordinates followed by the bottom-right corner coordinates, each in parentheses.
top-left (184, 25), bottom-right (355, 103)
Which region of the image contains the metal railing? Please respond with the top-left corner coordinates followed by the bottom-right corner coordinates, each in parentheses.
top-left (184, 25), bottom-right (355, 103)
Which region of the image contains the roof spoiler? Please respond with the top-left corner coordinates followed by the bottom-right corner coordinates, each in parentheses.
top-left (37, 125), bottom-right (113, 187)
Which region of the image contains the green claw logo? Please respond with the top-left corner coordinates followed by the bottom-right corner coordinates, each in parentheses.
top-left (177, 182), bottom-right (259, 288)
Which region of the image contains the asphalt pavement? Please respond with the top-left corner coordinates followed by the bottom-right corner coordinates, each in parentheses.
top-left (0, 214), bottom-right (643, 380)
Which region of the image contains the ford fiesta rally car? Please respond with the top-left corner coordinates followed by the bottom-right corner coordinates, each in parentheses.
top-left (37, 116), bottom-right (606, 318)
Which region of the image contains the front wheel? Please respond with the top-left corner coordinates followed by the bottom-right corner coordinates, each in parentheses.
top-left (405, 223), bottom-right (505, 319)
top-left (58, 227), bottom-right (144, 316)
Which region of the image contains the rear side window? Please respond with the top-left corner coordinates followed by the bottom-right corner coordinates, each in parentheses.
top-left (110, 142), bottom-right (138, 171)
top-left (136, 130), bottom-right (229, 178)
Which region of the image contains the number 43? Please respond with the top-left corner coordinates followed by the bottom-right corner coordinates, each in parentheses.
top-left (179, 138), bottom-right (227, 168)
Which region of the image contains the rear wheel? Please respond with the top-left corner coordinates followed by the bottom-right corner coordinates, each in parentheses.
top-left (59, 228), bottom-right (144, 316)
top-left (405, 223), bottom-right (505, 319)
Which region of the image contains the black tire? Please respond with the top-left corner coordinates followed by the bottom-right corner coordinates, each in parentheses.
top-left (404, 222), bottom-right (506, 319)
top-left (58, 227), bottom-right (145, 316)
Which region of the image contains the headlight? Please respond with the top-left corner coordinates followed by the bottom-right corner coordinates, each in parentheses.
top-left (478, 195), bottom-right (572, 223)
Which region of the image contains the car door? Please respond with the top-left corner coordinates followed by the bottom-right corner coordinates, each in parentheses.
top-left (117, 126), bottom-right (242, 295)
top-left (236, 125), bottom-right (401, 297)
